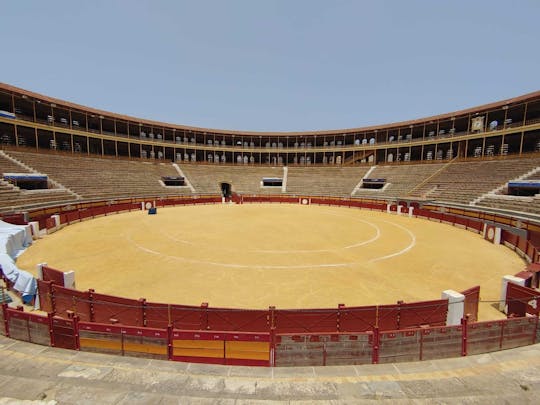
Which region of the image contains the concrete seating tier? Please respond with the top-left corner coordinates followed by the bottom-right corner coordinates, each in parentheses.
top-left (0, 153), bottom-right (33, 174)
top-left (180, 164), bottom-right (284, 195)
top-left (477, 195), bottom-right (540, 216)
top-left (6, 150), bottom-right (190, 200)
top-left (286, 166), bottom-right (371, 197)
top-left (409, 157), bottom-right (540, 204)
top-left (0, 152), bottom-right (78, 212)
top-left (353, 163), bottom-right (445, 198)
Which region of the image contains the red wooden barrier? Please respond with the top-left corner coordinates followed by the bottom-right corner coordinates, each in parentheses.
top-left (274, 308), bottom-right (340, 333)
top-left (170, 329), bottom-right (270, 366)
top-left (461, 285), bottom-right (480, 322)
top-left (206, 308), bottom-right (270, 332)
top-left (1, 213), bottom-right (27, 225)
top-left (51, 317), bottom-right (78, 350)
top-left (37, 280), bottom-right (53, 313)
top-left (5, 308), bottom-right (50, 346)
top-left (398, 299), bottom-right (448, 329)
top-left (45, 217), bottom-right (56, 230)
top-left (274, 332), bottom-right (372, 366)
top-left (52, 285), bottom-right (92, 321)
top-left (90, 291), bottom-right (143, 326)
top-left (506, 282), bottom-right (539, 317)
top-left (502, 230), bottom-right (518, 248)
top-left (65, 210), bottom-right (80, 224)
top-left (41, 265), bottom-right (64, 285)
top-left (339, 305), bottom-right (378, 332)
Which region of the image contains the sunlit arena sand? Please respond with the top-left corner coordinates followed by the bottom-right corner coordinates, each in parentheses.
top-left (17, 204), bottom-right (524, 320)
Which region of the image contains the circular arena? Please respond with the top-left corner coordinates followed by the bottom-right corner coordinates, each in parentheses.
top-left (17, 203), bottom-right (522, 320)
top-left (0, 84), bottom-right (540, 402)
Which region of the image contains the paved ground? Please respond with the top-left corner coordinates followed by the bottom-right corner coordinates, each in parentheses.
top-left (0, 335), bottom-right (539, 404)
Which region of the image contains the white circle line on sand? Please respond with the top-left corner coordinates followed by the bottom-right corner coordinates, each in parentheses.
top-left (151, 208), bottom-right (382, 254)
top-left (126, 231), bottom-right (352, 269)
top-left (368, 219), bottom-right (416, 263)
top-left (125, 214), bottom-right (415, 269)
top-left (253, 215), bottom-right (382, 253)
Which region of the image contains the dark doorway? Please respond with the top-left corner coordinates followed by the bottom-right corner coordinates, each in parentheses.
top-left (220, 182), bottom-right (231, 198)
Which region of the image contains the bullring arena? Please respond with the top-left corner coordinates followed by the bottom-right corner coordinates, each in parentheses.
top-left (1, 83), bottom-right (540, 402)
top-left (17, 203), bottom-right (522, 319)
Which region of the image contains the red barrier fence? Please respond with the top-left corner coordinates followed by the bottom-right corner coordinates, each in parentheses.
top-left (506, 283), bottom-right (540, 317)
top-left (2, 194), bottom-right (539, 366)
top-left (1, 213), bottom-right (27, 225)
top-left (466, 317), bottom-right (538, 355)
top-left (462, 285), bottom-right (480, 322)
top-left (502, 230), bottom-right (540, 263)
top-left (41, 265), bottom-right (64, 286)
top-left (35, 287), bottom-right (449, 334)
top-left (79, 321), bottom-right (168, 360)
top-left (5, 307), bottom-right (50, 346)
top-left (274, 332), bottom-right (373, 366)
top-left (0, 309), bottom-right (537, 367)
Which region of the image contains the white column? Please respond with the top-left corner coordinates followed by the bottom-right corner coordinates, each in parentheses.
top-left (63, 270), bottom-right (76, 289)
top-left (52, 214), bottom-right (61, 229)
top-left (500, 275), bottom-right (526, 313)
top-left (494, 227), bottom-right (502, 244)
top-left (441, 290), bottom-right (465, 326)
top-left (408, 206), bottom-right (414, 218)
top-left (29, 221), bottom-right (40, 239)
top-left (36, 262), bottom-right (48, 280)
top-left (386, 203), bottom-right (392, 214)
top-left (397, 205), bottom-right (403, 215)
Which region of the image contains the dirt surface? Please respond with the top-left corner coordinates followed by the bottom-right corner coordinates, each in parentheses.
top-left (17, 204), bottom-right (524, 320)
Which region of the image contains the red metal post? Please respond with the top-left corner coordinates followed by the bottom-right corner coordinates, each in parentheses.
top-left (2, 303), bottom-right (9, 337)
top-left (337, 304), bottom-right (345, 332)
top-left (88, 289), bottom-right (95, 322)
top-left (50, 282), bottom-right (57, 316)
top-left (167, 324), bottom-right (173, 361)
top-left (200, 302), bottom-right (209, 330)
top-left (120, 329), bottom-right (125, 356)
top-left (396, 300), bottom-right (403, 330)
top-left (499, 320), bottom-right (505, 350)
top-left (534, 315), bottom-right (539, 345)
top-left (73, 315), bottom-right (80, 351)
top-left (269, 326), bottom-right (276, 367)
top-left (461, 316), bottom-right (468, 356)
top-left (269, 306), bottom-right (276, 331)
top-left (372, 327), bottom-right (380, 364)
top-left (419, 330), bottom-right (424, 361)
top-left (139, 298), bottom-right (147, 327)
top-left (48, 312), bottom-right (55, 347)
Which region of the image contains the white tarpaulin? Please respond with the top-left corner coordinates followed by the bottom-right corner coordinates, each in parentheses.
top-left (0, 220), bottom-right (32, 257)
top-left (0, 220), bottom-right (36, 302)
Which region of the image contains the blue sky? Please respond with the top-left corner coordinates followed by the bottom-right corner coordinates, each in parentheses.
top-left (1, 1), bottom-right (539, 132)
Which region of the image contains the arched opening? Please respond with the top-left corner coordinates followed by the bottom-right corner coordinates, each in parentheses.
top-left (220, 182), bottom-right (232, 198)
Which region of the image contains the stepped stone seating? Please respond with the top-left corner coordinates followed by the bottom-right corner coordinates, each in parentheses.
top-left (0, 153), bottom-right (33, 174)
top-left (409, 157), bottom-right (540, 204)
top-left (353, 163), bottom-right (445, 198)
top-left (6, 150), bottom-right (191, 200)
top-left (522, 171), bottom-right (540, 181)
top-left (0, 152), bottom-right (78, 211)
top-left (286, 166), bottom-right (370, 197)
top-left (477, 195), bottom-right (540, 216)
top-left (180, 164), bottom-right (284, 195)
top-left (474, 166), bottom-right (540, 215)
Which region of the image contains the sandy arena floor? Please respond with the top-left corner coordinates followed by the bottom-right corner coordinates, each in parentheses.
top-left (17, 204), bottom-right (525, 320)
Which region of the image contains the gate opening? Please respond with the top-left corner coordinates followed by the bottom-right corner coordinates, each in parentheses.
top-left (220, 182), bottom-right (232, 198)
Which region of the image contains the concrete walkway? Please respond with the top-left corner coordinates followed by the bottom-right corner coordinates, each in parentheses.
top-left (0, 335), bottom-right (539, 404)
